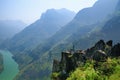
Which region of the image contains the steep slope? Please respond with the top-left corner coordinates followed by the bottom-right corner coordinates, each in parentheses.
top-left (101, 16), bottom-right (120, 42)
top-left (7, 8), bottom-right (75, 52)
top-left (13, 0), bottom-right (119, 80)
top-left (0, 20), bottom-right (26, 42)
top-left (72, 0), bottom-right (120, 51)
top-left (74, 0), bottom-right (118, 25)
top-left (73, 0), bottom-right (120, 52)
top-left (66, 3), bottom-right (120, 80)
top-left (116, 0), bottom-right (120, 12)
top-left (33, 0), bottom-right (118, 57)
top-left (101, 0), bottom-right (120, 42)
top-left (51, 3), bottom-right (120, 79)
top-left (55, 0), bottom-right (118, 42)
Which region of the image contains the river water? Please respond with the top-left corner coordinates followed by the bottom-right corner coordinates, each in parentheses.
top-left (0, 50), bottom-right (19, 80)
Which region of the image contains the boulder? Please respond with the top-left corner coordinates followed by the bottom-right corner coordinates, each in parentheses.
top-left (86, 40), bottom-right (106, 58)
top-left (94, 40), bottom-right (106, 50)
top-left (93, 50), bottom-right (108, 62)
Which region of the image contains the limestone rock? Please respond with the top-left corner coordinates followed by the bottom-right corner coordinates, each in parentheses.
top-left (86, 40), bottom-right (106, 58)
top-left (94, 40), bottom-right (106, 50)
top-left (111, 43), bottom-right (120, 57)
top-left (106, 40), bottom-right (113, 47)
top-left (52, 59), bottom-right (60, 72)
top-left (52, 40), bottom-right (120, 80)
top-left (93, 50), bottom-right (107, 62)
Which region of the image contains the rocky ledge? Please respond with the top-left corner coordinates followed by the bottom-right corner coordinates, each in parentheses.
top-left (52, 40), bottom-right (120, 80)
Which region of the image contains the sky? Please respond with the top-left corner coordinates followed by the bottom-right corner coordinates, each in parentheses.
top-left (0, 0), bottom-right (97, 24)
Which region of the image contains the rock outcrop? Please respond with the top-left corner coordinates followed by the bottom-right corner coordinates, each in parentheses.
top-left (52, 40), bottom-right (120, 80)
top-left (86, 40), bottom-right (113, 59)
top-left (93, 50), bottom-right (107, 62)
top-left (52, 50), bottom-right (86, 80)
top-left (111, 43), bottom-right (120, 57)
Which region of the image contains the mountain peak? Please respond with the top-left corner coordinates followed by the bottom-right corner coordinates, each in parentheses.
top-left (45, 8), bottom-right (75, 13)
top-left (6, 8), bottom-right (76, 53)
top-left (40, 8), bottom-right (75, 21)
top-left (74, 0), bottom-right (119, 25)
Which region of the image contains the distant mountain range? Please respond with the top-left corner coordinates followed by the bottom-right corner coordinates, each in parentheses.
top-left (0, 20), bottom-right (26, 42)
top-left (5, 8), bottom-right (75, 53)
top-left (31, 0), bottom-right (119, 57)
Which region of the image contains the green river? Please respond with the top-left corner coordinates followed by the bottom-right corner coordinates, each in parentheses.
top-left (0, 50), bottom-right (19, 80)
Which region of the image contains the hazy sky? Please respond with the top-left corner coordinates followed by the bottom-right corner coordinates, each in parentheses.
top-left (0, 0), bottom-right (97, 24)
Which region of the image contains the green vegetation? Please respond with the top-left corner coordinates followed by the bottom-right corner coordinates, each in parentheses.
top-left (0, 53), bottom-right (3, 73)
top-left (67, 58), bottom-right (120, 80)
top-left (51, 72), bottom-right (60, 80)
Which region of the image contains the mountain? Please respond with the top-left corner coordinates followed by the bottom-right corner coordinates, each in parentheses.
top-left (0, 20), bottom-right (26, 42)
top-left (101, 0), bottom-right (120, 43)
top-left (6, 8), bottom-right (75, 52)
top-left (101, 16), bottom-right (120, 42)
top-left (52, 1), bottom-right (120, 79)
top-left (74, 0), bottom-right (118, 25)
top-left (73, 0), bottom-right (120, 50)
top-left (33, 0), bottom-right (119, 57)
top-left (12, 0), bottom-right (120, 80)
top-left (72, 0), bottom-right (120, 51)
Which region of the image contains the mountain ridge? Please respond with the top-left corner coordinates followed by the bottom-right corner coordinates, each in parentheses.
top-left (5, 8), bottom-right (75, 53)
top-left (0, 20), bottom-right (26, 43)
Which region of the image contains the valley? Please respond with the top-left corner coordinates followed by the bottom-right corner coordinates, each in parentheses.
top-left (0, 0), bottom-right (120, 80)
top-left (0, 50), bottom-right (19, 80)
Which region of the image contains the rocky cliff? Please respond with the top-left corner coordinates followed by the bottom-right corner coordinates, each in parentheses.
top-left (52, 40), bottom-right (120, 80)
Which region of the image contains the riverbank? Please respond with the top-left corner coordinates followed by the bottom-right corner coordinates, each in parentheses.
top-left (0, 50), bottom-right (19, 80)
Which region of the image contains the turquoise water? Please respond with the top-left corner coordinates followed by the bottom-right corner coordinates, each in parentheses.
top-left (0, 50), bottom-right (19, 80)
